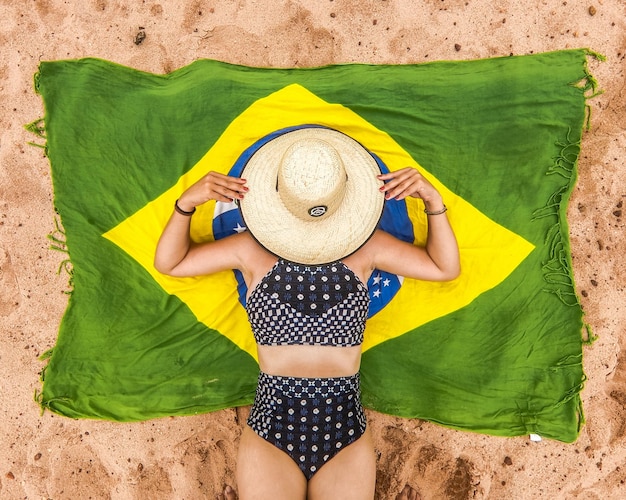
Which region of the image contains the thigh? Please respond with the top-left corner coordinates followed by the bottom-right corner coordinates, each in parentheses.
top-left (236, 426), bottom-right (307, 500)
top-left (307, 428), bottom-right (376, 500)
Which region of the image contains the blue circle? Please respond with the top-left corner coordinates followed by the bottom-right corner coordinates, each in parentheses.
top-left (212, 125), bottom-right (415, 317)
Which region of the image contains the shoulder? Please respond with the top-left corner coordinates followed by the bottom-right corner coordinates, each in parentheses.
top-left (344, 230), bottom-right (396, 282)
top-left (190, 230), bottom-right (268, 271)
top-left (361, 229), bottom-right (404, 257)
top-left (219, 231), bottom-right (271, 263)
top-left (368, 229), bottom-right (397, 246)
top-left (232, 231), bottom-right (278, 275)
top-left (358, 229), bottom-right (431, 278)
top-left (350, 230), bottom-right (397, 261)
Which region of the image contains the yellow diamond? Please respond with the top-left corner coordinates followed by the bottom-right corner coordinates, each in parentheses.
top-left (104, 84), bottom-right (535, 359)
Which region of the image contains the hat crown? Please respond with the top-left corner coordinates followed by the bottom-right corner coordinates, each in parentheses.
top-left (239, 127), bottom-right (384, 265)
top-left (277, 138), bottom-right (346, 221)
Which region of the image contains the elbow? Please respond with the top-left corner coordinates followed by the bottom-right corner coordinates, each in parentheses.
top-left (441, 251), bottom-right (461, 281)
top-left (153, 257), bottom-right (174, 276)
top-left (153, 261), bottom-right (167, 275)
top-left (449, 261), bottom-right (462, 280)
top-left (439, 263), bottom-right (461, 282)
top-left (446, 268), bottom-right (461, 281)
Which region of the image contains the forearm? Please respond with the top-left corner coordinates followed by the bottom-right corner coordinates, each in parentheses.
top-left (377, 167), bottom-right (460, 280)
top-left (424, 204), bottom-right (460, 280)
top-left (154, 208), bottom-right (194, 274)
top-left (153, 172), bottom-right (249, 275)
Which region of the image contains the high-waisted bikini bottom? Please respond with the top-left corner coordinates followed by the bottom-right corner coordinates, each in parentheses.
top-left (247, 371), bottom-right (367, 480)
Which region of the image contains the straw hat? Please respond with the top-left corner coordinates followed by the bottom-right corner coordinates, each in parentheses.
top-left (239, 127), bottom-right (384, 265)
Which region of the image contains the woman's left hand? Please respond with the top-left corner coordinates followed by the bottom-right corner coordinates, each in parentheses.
top-left (378, 167), bottom-right (444, 209)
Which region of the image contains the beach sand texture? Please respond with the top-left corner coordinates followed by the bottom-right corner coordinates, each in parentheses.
top-left (1, 0), bottom-right (625, 498)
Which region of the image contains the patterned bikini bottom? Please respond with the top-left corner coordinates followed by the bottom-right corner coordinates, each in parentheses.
top-left (247, 371), bottom-right (367, 480)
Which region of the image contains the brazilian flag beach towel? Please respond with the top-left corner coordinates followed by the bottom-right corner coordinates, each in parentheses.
top-left (33, 49), bottom-right (598, 442)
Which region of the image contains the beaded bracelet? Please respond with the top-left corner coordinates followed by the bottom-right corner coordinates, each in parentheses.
top-left (174, 199), bottom-right (196, 216)
top-left (424, 205), bottom-right (447, 216)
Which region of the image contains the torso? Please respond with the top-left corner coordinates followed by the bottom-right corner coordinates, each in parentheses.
top-left (241, 239), bottom-right (373, 378)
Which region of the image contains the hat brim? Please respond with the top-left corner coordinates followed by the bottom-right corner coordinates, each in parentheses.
top-left (239, 127), bottom-right (385, 265)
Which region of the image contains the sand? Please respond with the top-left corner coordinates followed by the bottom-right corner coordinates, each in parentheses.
top-left (1, 0), bottom-right (625, 498)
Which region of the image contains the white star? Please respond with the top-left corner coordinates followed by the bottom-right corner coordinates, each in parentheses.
top-left (232, 223), bottom-right (247, 233)
top-left (383, 278), bottom-right (391, 287)
top-left (373, 274), bottom-right (382, 285)
top-left (373, 289), bottom-right (381, 298)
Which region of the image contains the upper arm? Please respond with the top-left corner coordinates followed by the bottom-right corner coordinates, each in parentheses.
top-left (367, 230), bottom-right (457, 282)
top-left (158, 231), bottom-right (252, 278)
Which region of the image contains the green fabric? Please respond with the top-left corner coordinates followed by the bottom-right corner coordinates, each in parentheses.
top-left (34, 50), bottom-right (594, 442)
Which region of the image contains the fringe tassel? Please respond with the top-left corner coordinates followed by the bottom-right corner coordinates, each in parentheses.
top-left (582, 323), bottom-right (598, 345)
top-left (531, 127), bottom-right (594, 342)
top-left (34, 69), bottom-right (42, 94)
top-left (553, 374), bottom-right (587, 409)
top-left (36, 349), bottom-right (72, 416)
top-left (34, 389), bottom-right (71, 416)
top-left (48, 217), bottom-right (74, 295)
top-left (583, 48), bottom-right (607, 62)
top-left (24, 117), bottom-right (48, 154)
top-left (25, 118), bottom-right (45, 138)
top-left (531, 48), bottom-right (604, 343)
top-left (575, 49), bottom-right (606, 130)
top-left (575, 393), bottom-right (586, 432)
top-left (39, 348), bottom-right (54, 361)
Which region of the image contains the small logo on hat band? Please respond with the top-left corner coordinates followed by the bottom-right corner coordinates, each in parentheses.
top-left (308, 205), bottom-right (328, 217)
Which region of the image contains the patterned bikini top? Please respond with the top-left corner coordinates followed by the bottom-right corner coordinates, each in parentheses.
top-left (246, 259), bottom-right (369, 346)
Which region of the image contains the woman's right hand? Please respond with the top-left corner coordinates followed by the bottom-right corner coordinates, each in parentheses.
top-left (177, 172), bottom-right (248, 211)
